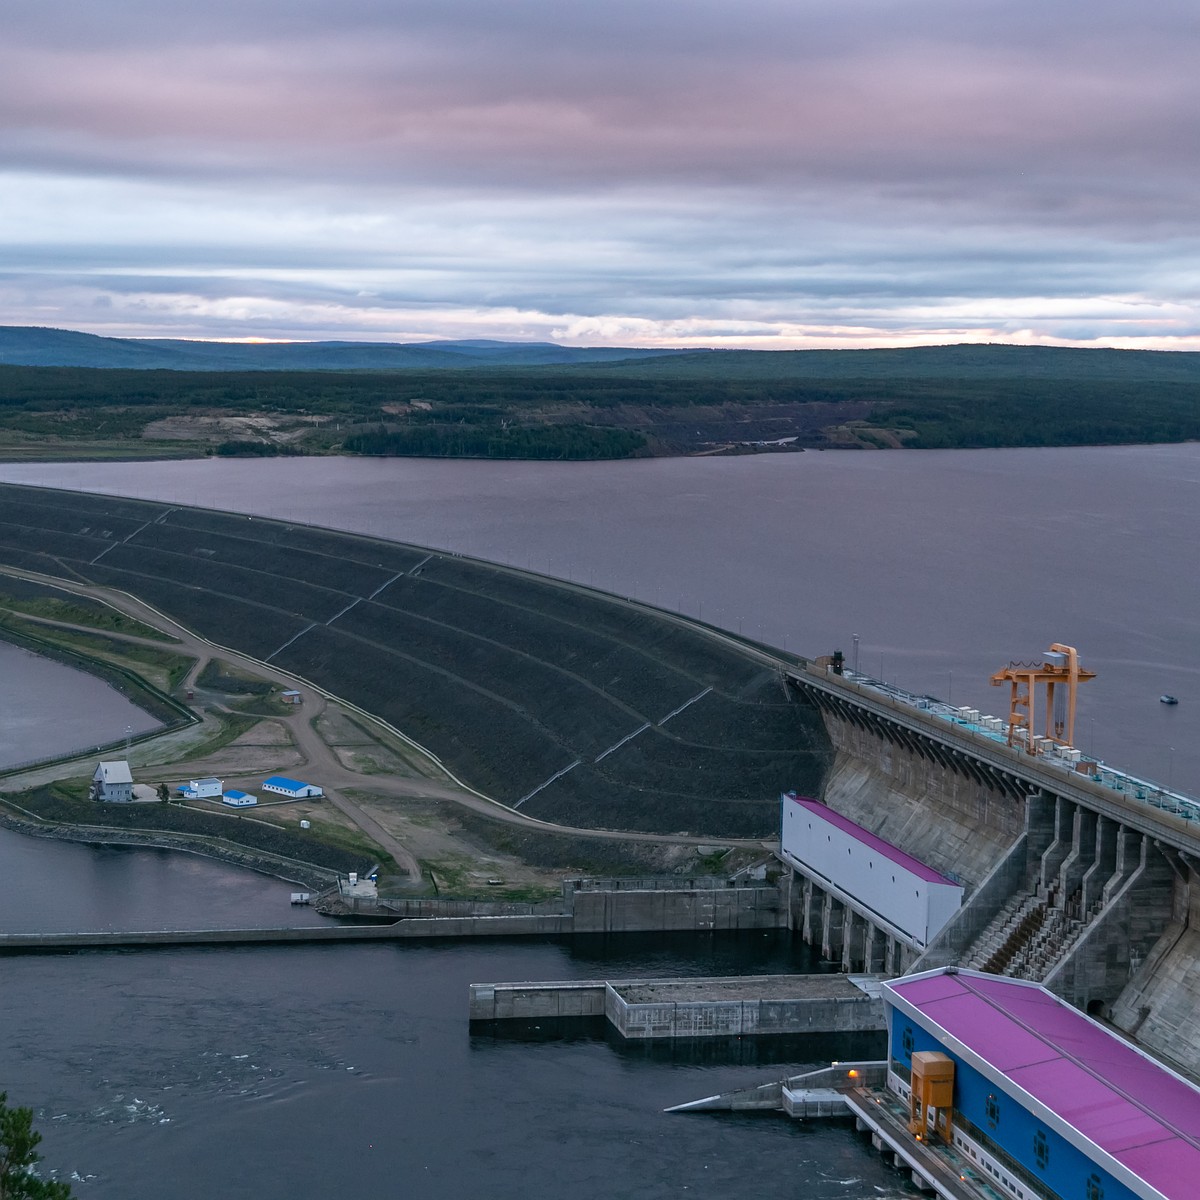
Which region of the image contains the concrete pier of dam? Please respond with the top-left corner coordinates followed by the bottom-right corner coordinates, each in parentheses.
top-left (468, 973), bottom-right (884, 1039)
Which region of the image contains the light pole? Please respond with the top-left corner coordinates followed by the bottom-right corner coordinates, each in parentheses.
top-left (852, 634), bottom-right (860, 674)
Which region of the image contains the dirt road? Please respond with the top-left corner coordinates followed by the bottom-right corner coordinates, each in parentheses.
top-left (0, 567), bottom-right (773, 885)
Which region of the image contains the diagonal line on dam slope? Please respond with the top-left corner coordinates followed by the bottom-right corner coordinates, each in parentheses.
top-left (591, 686), bottom-right (713, 766)
top-left (514, 759), bottom-right (582, 809)
top-left (595, 723), bottom-right (652, 763)
top-left (265, 622), bottom-right (316, 661)
top-left (657, 686), bottom-right (713, 726)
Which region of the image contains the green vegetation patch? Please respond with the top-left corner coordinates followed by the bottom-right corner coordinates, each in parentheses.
top-left (0, 613), bottom-right (193, 694)
top-left (0, 592), bottom-right (177, 643)
top-left (0, 621), bottom-right (192, 728)
top-left (8, 782), bottom-right (376, 875)
top-left (0, 582), bottom-right (177, 642)
top-left (196, 659), bottom-right (275, 695)
top-left (872, 379), bottom-right (1200, 448)
top-left (4, 349), bottom-right (1200, 457)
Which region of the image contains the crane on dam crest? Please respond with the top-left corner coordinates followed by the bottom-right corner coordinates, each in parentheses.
top-left (990, 642), bottom-right (1094, 755)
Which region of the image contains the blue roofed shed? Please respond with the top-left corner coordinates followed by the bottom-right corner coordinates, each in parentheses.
top-left (261, 775), bottom-right (323, 799)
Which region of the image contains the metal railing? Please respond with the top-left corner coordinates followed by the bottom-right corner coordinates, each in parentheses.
top-left (838, 667), bottom-right (1200, 821)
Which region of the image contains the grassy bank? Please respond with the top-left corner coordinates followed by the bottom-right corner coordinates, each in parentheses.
top-left (4, 782), bottom-right (378, 876)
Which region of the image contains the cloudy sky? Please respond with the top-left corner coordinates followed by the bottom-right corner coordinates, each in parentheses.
top-left (3, 0), bottom-right (1199, 348)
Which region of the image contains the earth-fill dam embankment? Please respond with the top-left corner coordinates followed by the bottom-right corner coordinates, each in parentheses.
top-left (0, 482), bottom-right (833, 837)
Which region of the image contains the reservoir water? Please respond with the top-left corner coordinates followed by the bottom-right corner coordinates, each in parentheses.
top-left (0, 642), bottom-right (161, 770)
top-left (1, 444), bottom-right (1195, 792)
top-left (1, 445), bottom-right (1197, 1196)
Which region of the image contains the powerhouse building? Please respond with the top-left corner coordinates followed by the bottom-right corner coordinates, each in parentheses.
top-left (884, 968), bottom-right (1200, 1200)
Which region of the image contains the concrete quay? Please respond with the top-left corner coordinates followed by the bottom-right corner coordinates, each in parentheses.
top-left (0, 879), bottom-right (784, 955)
top-left (340, 878), bottom-right (787, 934)
top-left (469, 973), bottom-right (885, 1039)
top-left (0, 914), bottom-right (574, 953)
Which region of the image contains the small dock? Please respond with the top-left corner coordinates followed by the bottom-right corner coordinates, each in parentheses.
top-left (469, 973), bottom-right (885, 1039)
top-left (671, 1063), bottom-right (1010, 1200)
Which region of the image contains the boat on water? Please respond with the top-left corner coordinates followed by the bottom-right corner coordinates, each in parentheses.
top-left (1160, 694), bottom-right (1179, 705)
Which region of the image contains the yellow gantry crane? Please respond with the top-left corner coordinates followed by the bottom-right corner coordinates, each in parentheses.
top-left (991, 643), bottom-right (1095, 754)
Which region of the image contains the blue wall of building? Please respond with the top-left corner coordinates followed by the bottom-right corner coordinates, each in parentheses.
top-left (889, 1010), bottom-right (1138, 1200)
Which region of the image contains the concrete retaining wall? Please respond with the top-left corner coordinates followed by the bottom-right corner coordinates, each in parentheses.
top-left (469, 981), bottom-right (607, 1021)
top-left (330, 881), bottom-right (784, 932)
top-left (0, 913), bottom-right (574, 952)
top-left (0, 882), bottom-right (782, 953)
top-left (605, 986), bottom-right (883, 1039)
top-left (570, 886), bottom-right (784, 933)
top-left (470, 975), bottom-right (886, 1039)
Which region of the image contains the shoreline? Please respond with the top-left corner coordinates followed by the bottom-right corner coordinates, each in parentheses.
top-left (0, 808), bottom-right (339, 891)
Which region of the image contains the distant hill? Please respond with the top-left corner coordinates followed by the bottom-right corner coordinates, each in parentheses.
top-left (2, 325), bottom-right (1197, 382)
top-left (1, 328), bottom-right (1200, 461)
top-left (0, 326), bottom-right (684, 371)
top-left (594, 343), bottom-right (1200, 383)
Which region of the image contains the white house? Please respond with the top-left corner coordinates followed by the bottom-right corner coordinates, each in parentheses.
top-left (221, 789), bottom-right (257, 808)
top-left (91, 760), bottom-right (133, 803)
top-left (261, 775), bottom-right (323, 799)
top-left (179, 777), bottom-right (223, 800)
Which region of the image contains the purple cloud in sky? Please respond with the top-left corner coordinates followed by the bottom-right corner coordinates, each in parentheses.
top-left (1, 0), bottom-right (1198, 345)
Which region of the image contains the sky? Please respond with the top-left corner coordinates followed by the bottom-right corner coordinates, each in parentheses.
top-left (3, 0), bottom-right (1199, 349)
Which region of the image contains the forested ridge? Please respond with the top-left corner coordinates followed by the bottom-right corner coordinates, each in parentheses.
top-left (0, 342), bottom-right (1197, 460)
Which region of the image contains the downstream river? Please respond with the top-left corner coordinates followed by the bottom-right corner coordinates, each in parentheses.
top-left (1, 445), bottom-right (1197, 1197)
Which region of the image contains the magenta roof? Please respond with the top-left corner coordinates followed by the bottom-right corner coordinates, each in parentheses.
top-left (887, 970), bottom-right (1200, 1199)
top-left (784, 794), bottom-right (956, 885)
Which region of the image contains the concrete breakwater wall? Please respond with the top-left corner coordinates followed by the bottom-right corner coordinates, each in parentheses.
top-left (334, 880), bottom-right (787, 934)
top-left (469, 974), bottom-right (885, 1039)
top-left (470, 980), bottom-right (610, 1021)
top-left (0, 882), bottom-right (783, 953)
top-left (0, 914), bottom-right (575, 953)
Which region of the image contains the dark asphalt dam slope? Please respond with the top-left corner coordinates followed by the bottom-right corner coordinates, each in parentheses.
top-left (0, 482), bottom-right (833, 837)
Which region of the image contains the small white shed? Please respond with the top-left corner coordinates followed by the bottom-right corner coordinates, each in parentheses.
top-left (179, 777), bottom-right (223, 800)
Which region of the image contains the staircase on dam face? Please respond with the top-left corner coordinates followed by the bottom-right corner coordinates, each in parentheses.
top-left (963, 886), bottom-right (1088, 981)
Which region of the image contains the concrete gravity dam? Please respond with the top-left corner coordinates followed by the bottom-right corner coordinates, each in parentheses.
top-left (5, 481), bottom-right (1200, 1085)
